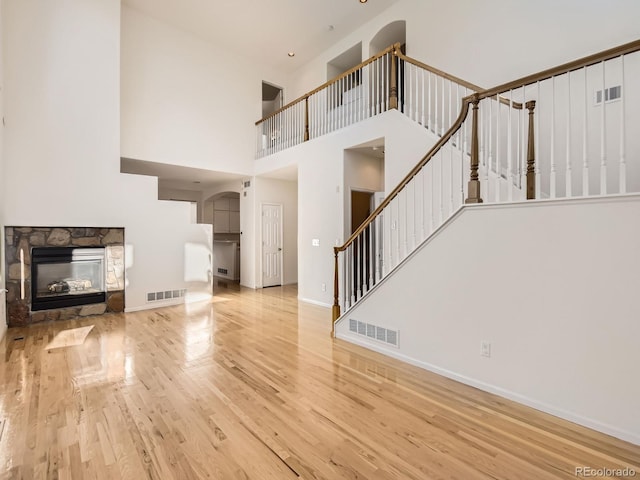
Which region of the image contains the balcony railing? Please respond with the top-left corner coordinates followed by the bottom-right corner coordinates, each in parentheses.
top-left (255, 44), bottom-right (480, 158)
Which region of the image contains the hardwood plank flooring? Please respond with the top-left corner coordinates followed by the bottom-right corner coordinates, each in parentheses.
top-left (0, 283), bottom-right (638, 479)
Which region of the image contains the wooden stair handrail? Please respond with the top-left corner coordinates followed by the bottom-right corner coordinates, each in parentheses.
top-left (335, 95), bottom-right (473, 253)
top-left (256, 44), bottom-right (398, 126)
top-left (477, 39), bottom-right (640, 102)
top-left (395, 53), bottom-right (523, 110)
top-left (396, 52), bottom-right (482, 93)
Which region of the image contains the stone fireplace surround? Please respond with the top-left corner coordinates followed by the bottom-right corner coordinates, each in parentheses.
top-left (4, 227), bottom-right (125, 327)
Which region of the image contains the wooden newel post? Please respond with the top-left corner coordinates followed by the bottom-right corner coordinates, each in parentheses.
top-left (389, 46), bottom-right (398, 110)
top-left (525, 100), bottom-right (536, 199)
top-left (465, 98), bottom-right (483, 204)
top-left (304, 96), bottom-right (310, 142)
top-left (331, 248), bottom-right (341, 334)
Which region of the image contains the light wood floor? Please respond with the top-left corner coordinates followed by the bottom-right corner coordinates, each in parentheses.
top-left (1, 283), bottom-right (638, 479)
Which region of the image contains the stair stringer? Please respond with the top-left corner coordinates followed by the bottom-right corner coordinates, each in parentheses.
top-left (334, 194), bottom-right (640, 446)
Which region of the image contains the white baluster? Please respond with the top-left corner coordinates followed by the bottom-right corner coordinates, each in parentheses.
top-left (434, 75), bottom-right (439, 136)
top-left (405, 185), bottom-right (410, 252)
top-left (438, 150), bottom-right (444, 224)
top-left (407, 62), bottom-right (412, 118)
top-left (356, 68), bottom-right (362, 123)
top-left (619, 55), bottom-right (626, 194)
top-left (449, 81), bottom-right (453, 131)
top-left (496, 96), bottom-right (501, 202)
top-left (535, 81), bottom-right (541, 199)
top-left (441, 78), bottom-right (446, 135)
top-left (378, 58), bottom-right (382, 115)
top-left (566, 73), bottom-right (572, 197)
top-left (488, 95), bottom-right (495, 201)
top-left (420, 69), bottom-right (426, 126)
top-left (355, 236), bottom-right (360, 300)
top-left (582, 67), bottom-right (589, 197)
top-left (368, 224), bottom-right (373, 290)
top-left (421, 167), bottom-right (427, 241)
top-left (395, 197), bottom-right (400, 267)
top-left (461, 117), bottom-right (466, 204)
top-left (376, 58), bottom-right (380, 114)
top-left (550, 77), bottom-right (557, 199)
top-left (341, 252), bottom-right (347, 310)
top-left (521, 86), bottom-right (526, 194)
top-left (600, 60), bottom-right (607, 195)
top-left (375, 212), bottom-right (381, 282)
top-left (428, 72), bottom-right (432, 132)
top-left (340, 77), bottom-right (345, 130)
top-left (386, 199), bottom-right (392, 270)
top-left (483, 98), bottom-right (490, 202)
top-left (316, 93), bottom-right (320, 137)
top-left (328, 83), bottom-right (333, 132)
top-left (507, 90), bottom-right (513, 201)
top-left (430, 161), bottom-right (435, 232)
top-left (412, 180), bottom-right (417, 250)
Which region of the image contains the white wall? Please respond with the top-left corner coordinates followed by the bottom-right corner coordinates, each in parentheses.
top-left (288, 0), bottom-right (640, 99)
top-left (2, 0), bottom-right (212, 313)
top-left (336, 195), bottom-right (640, 445)
top-left (254, 177), bottom-right (298, 287)
top-left (256, 110), bottom-right (437, 306)
top-left (121, 6), bottom-right (288, 175)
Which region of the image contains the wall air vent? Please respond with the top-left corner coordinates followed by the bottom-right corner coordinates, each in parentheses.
top-left (595, 85), bottom-right (622, 105)
top-left (217, 268), bottom-right (228, 275)
top-left (349, 318), bottom-right (399, 347)
top-left (146, 289), bottom-right (187, 303)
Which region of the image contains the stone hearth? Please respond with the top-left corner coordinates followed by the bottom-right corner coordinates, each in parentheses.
top-left (4, 227), bottom-right (125, 326)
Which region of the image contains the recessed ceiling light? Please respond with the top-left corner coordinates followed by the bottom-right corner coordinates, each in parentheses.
top-left (359, 0), bottom-right (368, 3)
top-left (288, 52), bottom-right (295, 57)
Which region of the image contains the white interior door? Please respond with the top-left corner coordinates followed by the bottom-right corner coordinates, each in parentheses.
top-left (262, 203), bottom-right (283, 287)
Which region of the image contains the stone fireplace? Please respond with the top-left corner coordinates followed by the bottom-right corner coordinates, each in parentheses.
top-left (4, 227), bottom-right (125, 326)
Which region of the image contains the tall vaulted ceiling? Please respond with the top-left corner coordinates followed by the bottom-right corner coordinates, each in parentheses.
top-left (122, 0), bottom-right (401, 72)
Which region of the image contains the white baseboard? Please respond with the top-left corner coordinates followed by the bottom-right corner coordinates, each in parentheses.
top-left (336, 331), bottom-right (640, 447)
top-left (125, 299), bottom-right (184, 313)
top-left (298, 297), bottom-right (332, 308)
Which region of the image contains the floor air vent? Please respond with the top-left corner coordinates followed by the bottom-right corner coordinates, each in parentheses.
top-left (349, 319), bottom-right (399, 347)
top-left (147, 289), bottom-right (187, 303)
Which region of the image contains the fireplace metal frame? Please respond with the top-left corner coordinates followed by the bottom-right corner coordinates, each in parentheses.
top-left (31, 246), bottom-right (107, 311)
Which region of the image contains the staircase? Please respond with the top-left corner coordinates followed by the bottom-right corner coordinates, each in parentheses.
top-left (253, 39), bottom-right (640, 445)
top-left (253, 39), bottom-right (640, 326)
top-left (331, 39), bottom-right (640, 327)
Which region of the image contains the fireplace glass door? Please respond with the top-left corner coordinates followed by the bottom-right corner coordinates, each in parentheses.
top-left (32, 247), bottom-right (106, 310)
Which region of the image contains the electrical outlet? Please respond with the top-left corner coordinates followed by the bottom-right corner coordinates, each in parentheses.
top-left (480, 341), bottom-right (491, 358)
top-left (321, 283), bottom-right (326, 292)
top-left (312, 239), bottom-right (320, 247)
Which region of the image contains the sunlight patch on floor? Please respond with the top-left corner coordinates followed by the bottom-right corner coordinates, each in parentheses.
top-left (211, 297), bottom-right (230, 304)
top-left (46, 325), bottom-right (94, 350)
